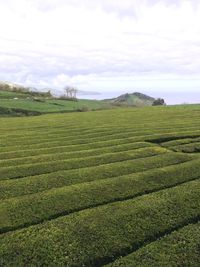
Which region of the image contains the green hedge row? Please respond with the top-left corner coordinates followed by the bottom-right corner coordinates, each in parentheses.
top-left (0, 129), bottom-right (151, 154)
top-left (161, 136), bottom-right (200, 148)
top-left (0, 124), bottom-right (164, 146)
top-left (0, 106), bottom-right (41, 117)
top-left (0, 146), bottom-right (168, 180)
top-left (0, 126), bottom-right (142, 148)
top-left (1, 105), bottom-right (200, 132)
top-left (1, 125), bottom-right (178, 152)
top-left (1, 111), bottom-right (198, 137)
top-left (147, 132), bottom-right (200, 145)
top-left (173, 142), bottom-right (200, 153)
top-left (0, 138), bottom-right (150, 160)
top-left (0, 152), bottom-right (190, 200)
top-left (2, 123), bottom-right (198, 147)
top-left (105, 222), bottom-right (200, 267)
top-left (0, 125), bottom-right (199, 153)
top-left (0, 142), bottom-right (153, 168)
top-left (1, 157), bottom-right (200, 233)
top-left (2, 126), bottom-right (200, 153)
top-left (0, 130), bottom-right (142, 153)
top-left (0, 180), bottom-right (199, 267)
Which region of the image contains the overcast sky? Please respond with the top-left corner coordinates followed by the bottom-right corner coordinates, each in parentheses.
top-left (0, 0), bottom-right (200, 102)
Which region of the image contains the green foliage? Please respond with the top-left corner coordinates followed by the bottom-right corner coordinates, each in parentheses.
top-left (1, 157), bottom-right (199, 233)
top-left (0, 106), bottom-right (200, 266)
top-left (152, 98), bottom-right (166, 106)
top-left (0, 152), bottom-right (190, 200)
top-left (77, 106), bottom-right (90, 112)
top-left (0, 84), bottom-right (52, 97)
top-left (107, 92), bottom-right (155, 107)
top-left (0, 88), bottom-right (167, 115)
top-left (151, 136), bottom-right (200, 153)
top-left (0, 180), bottom-right (200, 266)
top-left (105, 222), bottom-right (200, 267)
top-left (0, 89), bottom-right (111, 115)
top-left (0, 142), bottom-right (153, 167)
top-left (0, 106), bottom-right (41, 116)
top-left (0, 147), bottom-right (169, 180)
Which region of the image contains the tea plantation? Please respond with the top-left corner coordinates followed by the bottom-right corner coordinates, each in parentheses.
top-left (0, 105), bottom-right (200, 266)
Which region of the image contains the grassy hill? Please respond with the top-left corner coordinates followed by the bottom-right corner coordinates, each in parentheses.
top-left (0, 81), bottom-right (166, 116)
top-left (0, 89), bottom-right (111, 116)
top-left (105, 92), bottom-right (156, 107)
top-left (0, 105), bottom-right (200, 266)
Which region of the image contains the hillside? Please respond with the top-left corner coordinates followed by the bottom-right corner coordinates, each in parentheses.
top-left (106, 92), bottom-right (156, 107)
top-left (0, 86), bottom-right (111, 116)
top-left (0, 106), bottom-right (200, 266)
top-left (0, 82), bottom-right (164, 116)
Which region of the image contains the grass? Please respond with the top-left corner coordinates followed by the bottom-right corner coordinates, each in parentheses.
top-left (0, 90), bottom-right (111, 115)
top-left (0, 89), bottom-right (159, 116)
top-left (1, 105), bottom-right (200, 266)
top-left (0, 90), bottom-right (33, 99)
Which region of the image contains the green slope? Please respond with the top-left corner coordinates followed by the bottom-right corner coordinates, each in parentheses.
top-left (0, 87), bottom-right (162, 116)
top-left (105, 92), bottom-right (155, 107)
top-left (0, 90), bottom-right (111, 116)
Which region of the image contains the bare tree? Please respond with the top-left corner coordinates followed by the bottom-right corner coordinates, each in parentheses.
top-left (64, 86), bottom-right (78, 99)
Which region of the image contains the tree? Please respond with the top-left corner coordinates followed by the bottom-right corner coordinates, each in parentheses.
top-left (64, 86), bottom-right (78, 99)
top-left (152, 98), bottom-right (166, 106)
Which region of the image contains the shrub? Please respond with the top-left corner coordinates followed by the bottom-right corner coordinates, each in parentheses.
top-left (106, 222), bottom-right (200, 267)
top-left (0, 180), bottom-right (199, 266)
top-left (1, 157), bottom-right (200, 233)
top-left (152, 98), bottom-right (166, 106)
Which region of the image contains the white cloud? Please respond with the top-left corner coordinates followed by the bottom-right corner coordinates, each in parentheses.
top-left (0, 0), bottom-right (200, 96)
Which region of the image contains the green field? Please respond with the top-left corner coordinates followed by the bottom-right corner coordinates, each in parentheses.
top-left (0, 89), bottom-right (165, 116)
top-left (0, 105), bottom-right (200, 266)
top-left (0, 90), bottom-right (111, 116)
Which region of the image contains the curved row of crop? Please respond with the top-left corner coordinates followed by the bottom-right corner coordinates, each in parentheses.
top-left (0, 180), bottom-right (199, 267)
top-left (1, 157), bottom-right (200, 233)
top-left (1, 122), bottom-right (200, 147)
top-left (104, 222), bottom-right (200, 267)
top-left (0, 152), bottom-right (191, 200)
top-left (0, 142), bottom-right (154, 168)
top-left (1, 109), bottom-right (199, 134)
top-left (172, 142), bottom-right (200, 153)
top-left (0, 146), bottom-right (168, 180)
top-left (1, 125), bottom-right (200, 153)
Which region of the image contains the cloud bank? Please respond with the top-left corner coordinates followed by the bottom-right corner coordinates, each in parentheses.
top-left (0, 0), bottom-right (200, 98)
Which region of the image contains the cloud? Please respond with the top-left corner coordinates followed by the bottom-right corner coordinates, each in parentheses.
top-left (0, 0), bottom-right (200, 95)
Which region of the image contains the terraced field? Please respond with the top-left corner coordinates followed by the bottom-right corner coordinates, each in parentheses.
top-left (0, 105), bottom-right (200, 266)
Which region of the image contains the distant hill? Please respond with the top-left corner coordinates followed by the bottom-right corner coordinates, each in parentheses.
top-left (0, 81), bottom-right (22, 90)
top-left (0, 84), bottom-right (111, 116)
top-left (0, 81), bottom-right (52, 98)
top-left (105, 92), bottom-right (156, 107)
top-left (0, 81), bottom-right (165, 116)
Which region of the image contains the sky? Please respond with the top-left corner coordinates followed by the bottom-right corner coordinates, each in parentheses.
top-left (0, 0), bottom-right (200, 103)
